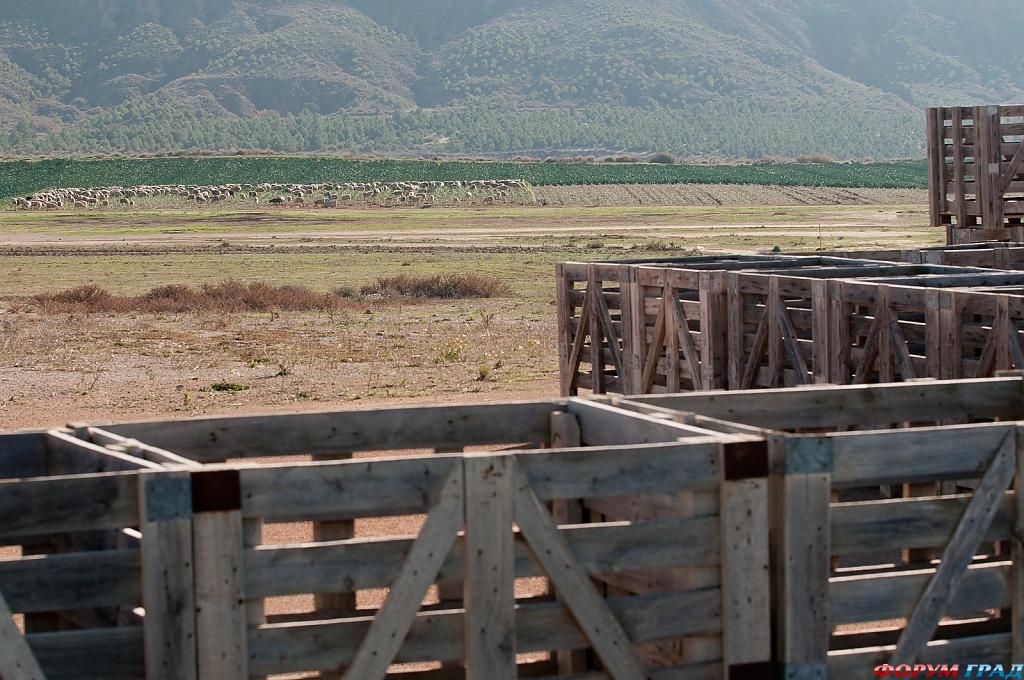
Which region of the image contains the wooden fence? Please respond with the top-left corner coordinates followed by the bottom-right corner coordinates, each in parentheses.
top-left (5, 379), bottom-right (1024, 677)
top-left (558, 255), bottom-right (1024, 396)
top-left (0, 400), bottom-right (770, 680)
top-left (618, 377), bottom-right (1024, 675)
top-left (928, 105), bottom-right (1024, 243)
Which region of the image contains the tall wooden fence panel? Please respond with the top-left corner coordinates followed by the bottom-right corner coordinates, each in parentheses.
top-left (929, 105), bottom-right (1024, 244)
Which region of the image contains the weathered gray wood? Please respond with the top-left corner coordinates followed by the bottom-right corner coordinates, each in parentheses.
top-left (832, 560), bottom-right (1011, 625)
top-left (463, 455), bottom-right (516, 680)
top-left (831, 422), bottom-right (1013, 487)
top-left (0, 472), bottom-right (139, 541)
top-left (45, 430), bottom-right (162, 473)
top-left (513, 469), bottom-right (645, 680)
top-left (240, 455), bottom-right (459, 521)
top-left (891, 429), bottom-right (1016, 664)
top-left (345, 464), bottom-right (464, 680)
top-left (106, 401), bottom-right (557, 462)
top-left (720, 473), bottom-right (771, 668)
top-left (138, 470), bottom-right (196, 680)
top-left (773, 436), bottom-right (831, 670)
top-left (0, 588), bottom-right (46, 680)
top-left (672, 294), bottom-right (703, 390)
top-left (249, 589), bottom-right (719, 676)
top-left (246, 514), bottom-right (719, 598)
top-left (0, 433), bottom-right (48, 479)
top-left (84, 427), bottom-right (200, 468)
top-left (625, 377), bottom-right (1024, 430)
top-left (566, 399), bottom-right (721, 446)
top-left (548, 411), bottom-right (589, 675)
top-left (832, 494), bottom-right (1013, 554)
top-left (194, 509), bottom-right (247, 680)
top-left (0, 549), bottom-right (139, 613)
top-left (27, 626), bottom-right (145, 680)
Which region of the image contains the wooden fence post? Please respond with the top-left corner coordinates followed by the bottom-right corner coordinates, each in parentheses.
top-left (811, 279), bottom-right (830, 384)
top-left (927, 107), bottom-right (943, 230)
top-left (828, 281), bottom-right (850, 384)
top-left (727, 273), bottom-right (744, 390)
top-left (720, 440), bottom-right (772, 675)
top-left (192, 470), bottom-right (248, 680)
top-left (139, 470), bottom-right (197, 680)
top-left (771, 435), bottom-right (832, 677)
top-left (463, 454), bottom-right (516, 680)
top-left (700, 271), bottom-right (728, 390)
top-left (556, 263), bottom-right (575, 397)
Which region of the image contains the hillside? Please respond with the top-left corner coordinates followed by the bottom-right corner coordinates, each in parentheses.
top-left (0, 0), bottom-right (1021, 158)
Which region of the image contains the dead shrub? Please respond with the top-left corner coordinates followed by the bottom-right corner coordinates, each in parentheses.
top-left (361, 273), bottom-right (511, 299)
top-left (32, 280), bottom-right (348, 314)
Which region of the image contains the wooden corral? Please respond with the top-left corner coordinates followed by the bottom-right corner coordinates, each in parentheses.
top-left (4, 378), bottom-right (1024, 677)
top-left (0, 400), bottom-right (770, 680)
top-left (557, 254), bottom-right (1024, 396)
top-left (616, 377), bottom-right (1024, 676)
top-left (927, 105), bottom-right (1024, 244)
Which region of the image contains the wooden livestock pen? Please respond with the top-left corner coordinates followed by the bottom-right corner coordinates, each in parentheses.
top-left (0, 400), bottom-right (770, 680)
top-left (617, 377), bottom-right (1024, 676)
top-left (928, 105), bottom-right (1024, 244)
top-left (557, 254), bottom-right (1024, 396)
top-left (4, 378), bottom-right (1024, 678)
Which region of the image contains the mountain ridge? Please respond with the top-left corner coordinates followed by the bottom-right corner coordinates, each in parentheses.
top-left (1, 0), bottom-right (1021, 158)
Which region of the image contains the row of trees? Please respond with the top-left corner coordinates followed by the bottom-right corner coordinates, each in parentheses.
top-left (3, 95), bottom-right (925, 159)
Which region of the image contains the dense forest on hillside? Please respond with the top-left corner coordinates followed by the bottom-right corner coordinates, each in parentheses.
top-left (0, 0), bottom-right (1021, 158)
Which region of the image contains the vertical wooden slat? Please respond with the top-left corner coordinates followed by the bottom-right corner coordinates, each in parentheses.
top-left (549, 411), bottom-right (589, 674)
top-left (556, 263), bottom-right (574, 397)
top-left (877, 287), bottom-right (894, 383)
top-left (768, 277), bottom-right (783, 388)
top-left (588, 266), bottom-right (605, 395)
top-left (720, 445), bottom-right (771, 671)
top-left (926, 289), bottom-right (944, 379)
top-left (811, 279), bottom-right (830, 384)
top-left (828, 281), bottom-right (850, 384)
top-left (941, 291), bottom-right (963, 380)
top-left (139, 470), bottom-right (197, 680)
top-left (927, 107), bottom-right (943, 229)
top-left (772, 436), bottom-right (831, 677)
top-left (664, 283), bottom-right (681, 393)
top-left (463, 454), bottom-right (516, 680)
top-left (617, 267), bottom-right (636, 394)
top-left (628, 268), bottom-right (647, 395)
top-left (727, 273), bottom-right (744, 390)
top-left (700, 271), bottom-right (728, 390)
top-left (194, 509), bottom-right (248, 680)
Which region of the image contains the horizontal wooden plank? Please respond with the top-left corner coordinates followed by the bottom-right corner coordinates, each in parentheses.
top-left (831, 424), bottom-right (1013, 486)
top-left (249, 588), bottom-right (721, 676)
top-left (828, 633), bottom-right (1009, 680)
top-left (106, 401), bottom-right (558, 463)
top-left (566, 399), bottom-right (726, 445)
top-left (833, 494), bottom-right (1012, 555)
top-left (0, 471), bottom-right (139, 541)
top-left (625, 378), bottom-right (1024, 430)
top-left (239, 455), bottom-right (459, 521)
top-left (246, 514), bottom-right (719, 598)
top-left (0, 549), bottom-right (140, 613)
top-left (28, 626), bottom-right (145, 680)
top-left (831, 560), bottom-right (1010, 626)
top-left (0, 432), bottom-right (47, 479)
top-left (519, 442), bottom-right (720, 498)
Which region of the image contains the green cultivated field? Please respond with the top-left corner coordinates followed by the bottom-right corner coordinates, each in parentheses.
top-left (0, 156), bottom-right (928, 200)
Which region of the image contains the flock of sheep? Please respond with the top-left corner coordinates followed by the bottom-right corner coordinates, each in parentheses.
top-left (10, 179), bottom-right (532, 210)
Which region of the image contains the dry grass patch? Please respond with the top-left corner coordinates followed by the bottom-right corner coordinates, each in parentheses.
top-left (32, 281), bottom-right (351, 314)
top-left (361, 273), bottom-right (511, 299)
